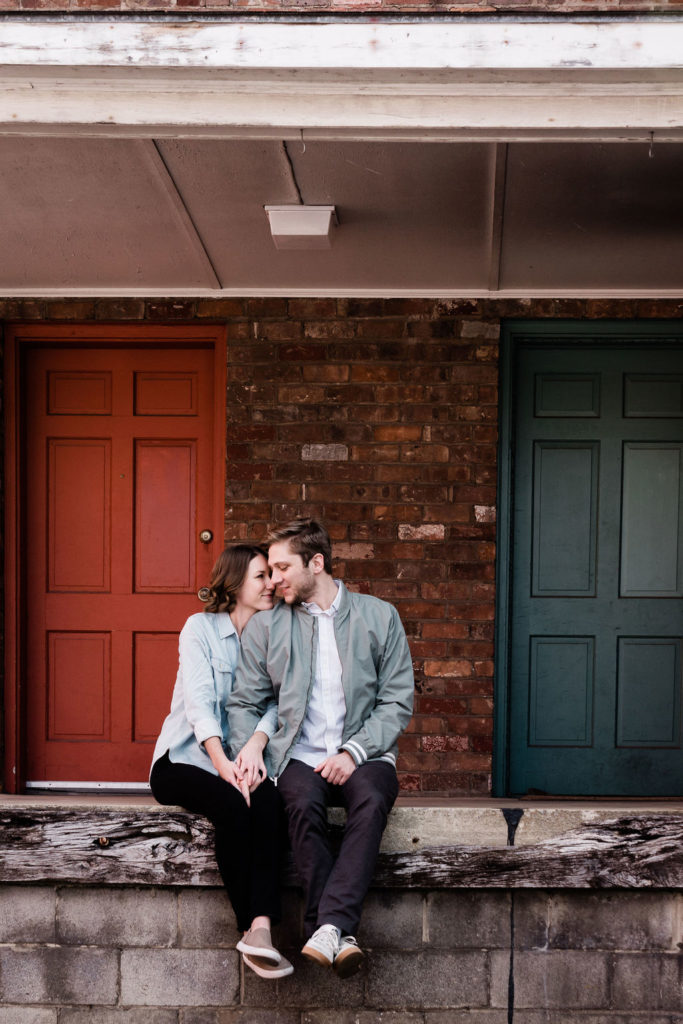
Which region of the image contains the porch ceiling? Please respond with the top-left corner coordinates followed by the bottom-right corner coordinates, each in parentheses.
top-left (1, 137), bottom-right (682, 297)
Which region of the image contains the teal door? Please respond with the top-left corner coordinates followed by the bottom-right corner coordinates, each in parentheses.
top-left (507, 331), bottom-right (683, 796)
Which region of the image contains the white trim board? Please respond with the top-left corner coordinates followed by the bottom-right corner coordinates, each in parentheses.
top-left (1, 20), bottom-right (683, 138)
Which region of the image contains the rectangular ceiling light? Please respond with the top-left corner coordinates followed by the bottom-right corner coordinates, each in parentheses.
top-left (265, 205), bottom-right (337, 249)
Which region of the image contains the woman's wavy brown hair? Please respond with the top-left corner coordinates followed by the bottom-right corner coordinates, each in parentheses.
top-left (202, 544), bottom-right (268, 614)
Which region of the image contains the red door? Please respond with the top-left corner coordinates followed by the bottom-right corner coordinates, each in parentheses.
top-left (20, 328), bottom-right (224, 786)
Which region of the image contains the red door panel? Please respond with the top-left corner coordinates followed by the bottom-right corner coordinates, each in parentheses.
top-left (24, 338), bottom-right (222, 784)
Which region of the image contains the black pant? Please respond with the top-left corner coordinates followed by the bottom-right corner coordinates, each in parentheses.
top-left (150, 752), bottom-right (285, 933)
top-left (277, 758), bottom-right (399, 938)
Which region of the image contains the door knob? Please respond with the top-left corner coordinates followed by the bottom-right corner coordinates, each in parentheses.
top-left (199, 529), bottom-right (213, 544)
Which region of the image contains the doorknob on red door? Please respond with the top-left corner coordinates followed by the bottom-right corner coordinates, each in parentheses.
top-left (199, 529), bottom-right (213, 544)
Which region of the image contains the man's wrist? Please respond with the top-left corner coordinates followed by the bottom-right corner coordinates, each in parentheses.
top-left (250, 730), bottom-right (269, 751)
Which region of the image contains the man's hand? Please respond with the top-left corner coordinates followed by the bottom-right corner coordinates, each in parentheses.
top-left (235, 731), bottom-right (269, 791)
top-left (314, 751), bottom-right (356, 785)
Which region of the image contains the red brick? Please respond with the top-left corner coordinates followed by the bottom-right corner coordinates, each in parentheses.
top-left (247, 298), bottom-right (289, 317)
top-left (45, 300), bottom-right (96, 320)
top-left (397, 774), bottom-right (421, 792)
top-left (347, 444), bottom-right (399, 463)
top-left (405, 715), bottom-right (446, 734)
top-left (277, 343), bottom-right (326, 362)
top-left (302, 364), bottom-right (350, 383)
top-left (196, 299), bottom-right (246, 317)
top-left (288, 299), bottom-right (337, 318)
top-left (351, 365), bottom-right (401, 383)
top-left (422, 622), bottom-right (470, 640)
top-left (373, 425), bottom-right (422, 442)
top-left (277, 385), bottom-right (326, 404)
top-left (258, 321), bottom-right (303, 341)
top-left (145, 300), bottom-right (195, 320)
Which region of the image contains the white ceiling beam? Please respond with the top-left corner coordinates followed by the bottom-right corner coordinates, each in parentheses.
top-left (1, 71), bottom-right (683, 139)
top-left (0, 20), bottom-right (683, 139)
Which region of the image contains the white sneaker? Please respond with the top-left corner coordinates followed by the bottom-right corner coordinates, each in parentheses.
top-left (334, 935), bottom-right (364, 978)
top-left (301, 924), bottom-right (340, 968)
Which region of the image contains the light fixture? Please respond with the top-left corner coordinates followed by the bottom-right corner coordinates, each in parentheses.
top-left (265, 205), bottom-right (338, 250)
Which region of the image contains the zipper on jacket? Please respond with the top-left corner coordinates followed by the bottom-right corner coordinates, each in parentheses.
top-left (273, 612), bottom-right (319, 781)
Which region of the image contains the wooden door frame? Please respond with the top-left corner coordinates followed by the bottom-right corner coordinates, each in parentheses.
top-left (493, 319), bottom-right (683, 797)
top-left (3, 322), bottom-right (227, 794)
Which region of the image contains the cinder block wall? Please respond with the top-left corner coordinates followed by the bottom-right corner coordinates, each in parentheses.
top-left (1, 883), bottom-right (682, 1020)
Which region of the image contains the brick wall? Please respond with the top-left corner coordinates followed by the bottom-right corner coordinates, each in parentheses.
top-left (2, 297), bottom-right (682, 796)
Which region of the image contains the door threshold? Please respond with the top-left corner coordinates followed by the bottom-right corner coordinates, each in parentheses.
top-left (26, 780), bottom-right (151, 794)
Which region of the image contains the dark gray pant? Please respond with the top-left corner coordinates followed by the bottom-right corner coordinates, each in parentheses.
top-left (277, 758), bottom-right (399, 938)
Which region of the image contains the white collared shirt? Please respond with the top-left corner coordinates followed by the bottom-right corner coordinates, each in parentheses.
top-left (291, 581), bottom-right (346, 768)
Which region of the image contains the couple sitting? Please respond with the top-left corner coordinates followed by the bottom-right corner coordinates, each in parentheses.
top-left (150, 518), bottom-right (414, 980)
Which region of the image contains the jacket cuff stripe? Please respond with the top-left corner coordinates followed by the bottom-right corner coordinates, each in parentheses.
top-left (343, 739), bottom-right (367, 765)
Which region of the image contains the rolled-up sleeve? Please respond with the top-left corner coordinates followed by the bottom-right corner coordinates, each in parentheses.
top-left (178, 619), bottom-right (223, 747)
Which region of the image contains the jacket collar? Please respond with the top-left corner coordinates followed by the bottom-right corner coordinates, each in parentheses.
top-left (294, 579), bottom-right (350, 622)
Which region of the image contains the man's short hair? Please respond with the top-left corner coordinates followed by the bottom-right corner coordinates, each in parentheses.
top-left (267, 518), bottom-right (333, 575)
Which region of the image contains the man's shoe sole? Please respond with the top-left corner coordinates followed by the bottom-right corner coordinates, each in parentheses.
top-left (333, 947), bottom-right (364, 978)
top-left (301, 944), bottom-right (334, 968)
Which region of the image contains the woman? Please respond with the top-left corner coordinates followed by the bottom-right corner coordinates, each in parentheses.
top-left (150, 544), bottom-right (291, 979)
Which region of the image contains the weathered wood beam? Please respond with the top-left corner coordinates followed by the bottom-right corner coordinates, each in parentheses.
top-left (1, 809), bottom-right (682, 889)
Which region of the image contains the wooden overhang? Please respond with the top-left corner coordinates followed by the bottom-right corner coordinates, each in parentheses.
top-left (0, 15), bottom-right (682, 297)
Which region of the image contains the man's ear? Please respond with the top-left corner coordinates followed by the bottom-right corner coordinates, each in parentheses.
top-left (310, 552), bottom-right (325, 574)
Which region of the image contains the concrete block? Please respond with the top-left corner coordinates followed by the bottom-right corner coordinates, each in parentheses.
top-left (242, 952), bottom-right (363, 1008)
top-left (381, 807), bottom-right (508, 853)
top-left (513, 891), bottom-right (550, 950)
top-left (0, 946), bottom-right (118, 1005)
top-left (120, 949), bottom-right (238, 1007)
top-left (182, 1013), bottom-right (300, 1024)
top-left (425, 1014), bottom-right (508, 1023)
top-left (62, 1012), bottom-right (177, 1024)
top-left (490, 950), bottom-right (609, 1009)
top-left (548, 892), bottom-right (677, 951)
top-left (508, 1016), bottom-right (673, 1024)
top-left (0, 1010), bottom-right (57, 1024)
top-left (58, 886), bottom-right (177, 947)
top-left (358, 891), bottom-right (424, 949)
top-left (304, 1014), bottom-right (423, 1024)
top-left (0, 887), bottom-right (56, 943)
top-left (427, 891), bottom-right (510, 949)
top-left (611, 953), bottom-right (683, 1011)
top-left (202, 1011), bottom-right (301, 1019)
top-left (366, 951), bottom-right (488, 1009)
top-left (178, 888), bottom-right (239, 948)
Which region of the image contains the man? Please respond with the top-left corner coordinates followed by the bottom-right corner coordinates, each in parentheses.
top-left (228, 518), bottom-right (414, 978)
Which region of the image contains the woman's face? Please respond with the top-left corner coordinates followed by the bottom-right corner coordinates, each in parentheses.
top-left (234, 554), bottom-right (275, 614)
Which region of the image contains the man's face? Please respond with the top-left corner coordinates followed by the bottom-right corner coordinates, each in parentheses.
top-left (268, 540), bottom-right (318, 605)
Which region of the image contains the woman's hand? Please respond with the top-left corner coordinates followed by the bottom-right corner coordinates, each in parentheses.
top-left (235, 731), bottom-right (269, 792)
top-left (204, 736), bottom-right (252, 806)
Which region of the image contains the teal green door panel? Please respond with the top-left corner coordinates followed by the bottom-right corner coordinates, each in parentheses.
top-left (532, 442), bottom-right (599, 595)
top-left (620, 443), bottom-right (683, 597)
top-left (508, 337), bottom-right (683, 796)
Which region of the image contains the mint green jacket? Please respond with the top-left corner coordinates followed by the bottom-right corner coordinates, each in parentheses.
top-left (228, 582), bottom-right (414, 779)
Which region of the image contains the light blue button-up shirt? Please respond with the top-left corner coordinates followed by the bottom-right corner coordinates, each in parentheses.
top-left (151, 611), bottom-right (278, 776)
